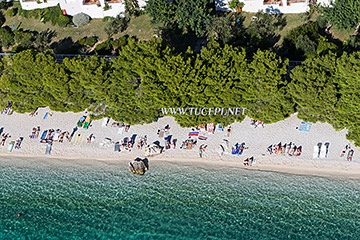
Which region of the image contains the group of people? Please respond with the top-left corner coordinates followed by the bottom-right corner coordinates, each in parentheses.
top-left (250, 119), bottom-right (264, 128)
top-left (86, 134), bottom-right (95, 144)
top-left (29, 127), bottom-right (41, 139)
top-left (1, 106), bottom-right (13, 115)
top-left (13, 137), bottom-right (23, 150)
top-left (180, 138), bottom-right (197, 150)
top-left (39, 129), bottom-right (70, 143)
top-left (232, 142), bottom-right (247, 156)
top-left (137, 136), bottom-right (148, 149)
top-left (112, 122), bottom-right (130, 132)
top-left (1, 133), bottom-right (11, 146)
top-left (29, 110), bottom-right (38, 117)
top-left (119, 136), bottom-right (137, 151)
top-left (243, 156), bottom-right (255, 166)
top-left (341, 144), bottom-right (355, 161)
top-left (267, 142), bottom-right (302, 156)
top-left (164, 136), bottom-right (177, 150)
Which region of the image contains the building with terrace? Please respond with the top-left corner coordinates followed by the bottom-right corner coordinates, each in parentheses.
top-left (19, 0), bottom-right (146, 18)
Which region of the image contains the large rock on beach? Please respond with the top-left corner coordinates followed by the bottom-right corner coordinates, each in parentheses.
top-left (129, 158), bottom-right (149, 175)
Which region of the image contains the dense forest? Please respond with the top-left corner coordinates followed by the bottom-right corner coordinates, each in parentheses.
top-left (0, 38), bottom-right (359, 145)
top-left (0, 1), bottom-right (360, 145)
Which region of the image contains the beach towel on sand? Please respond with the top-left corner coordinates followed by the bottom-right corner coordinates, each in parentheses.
top-left (188, 132), bottom-right (199, 137)
top-left (198, 136), bottom-right (207, 140)
top-left (298, 122), bottom-right (312, 132)
top-left (207, 123), bottom-right (214, 133)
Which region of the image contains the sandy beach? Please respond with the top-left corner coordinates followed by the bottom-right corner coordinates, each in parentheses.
top-left (1, 107), bottom-right (359, 179)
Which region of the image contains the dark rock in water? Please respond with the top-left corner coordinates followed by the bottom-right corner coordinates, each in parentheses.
top-left (129, 158), bottom-right (149, 175)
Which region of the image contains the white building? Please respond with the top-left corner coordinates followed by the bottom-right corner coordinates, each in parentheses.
top-left (20, 0), bottom-right (147, 18)
top-left (215, 0), bottom-right (331, 14)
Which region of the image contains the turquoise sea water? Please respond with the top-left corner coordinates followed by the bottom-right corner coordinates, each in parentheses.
top-left (0, 157), bottom-right (359, 240)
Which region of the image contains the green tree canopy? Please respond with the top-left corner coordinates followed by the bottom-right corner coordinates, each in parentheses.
top-left (244, 50), bottom-right (293, 123)
top-left (321, 0), bottom-right (360, 31)
top-left (146, 0), bottom-right (214, 37)
top-left (0, 50), bottom-right (72, 112)
top-left (0, 26), bottom-right (15, 49)
top-left (288, 54), bottom-right (338, 123)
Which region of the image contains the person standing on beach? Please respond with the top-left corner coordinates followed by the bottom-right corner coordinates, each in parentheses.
top-left (227, 127), bottom-right (232, 137)
top-left (199, 147), bottom-right (203, 158)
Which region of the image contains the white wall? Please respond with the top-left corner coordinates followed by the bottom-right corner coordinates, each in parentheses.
top-left (215, 0), bottom-right (331, 14)
top-left (20, 0), bottom-right (59, 10)
top-left (20, 0), bottom-right (147, 18)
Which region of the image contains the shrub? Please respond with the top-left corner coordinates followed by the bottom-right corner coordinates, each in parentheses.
top-left (0, 12), bottom-right (5, 27)
top-left (0, 0), bottom-right (11, 10)
top-left (94, 39), bottom-right (112, 54)
top-left (229, 0), bottom-right (244, 11)
top-left (57, 14), bottom-right (71, 27)
top-left (6, 8), bottom-right (18, 17)
top-left (104, 15), bottom-right (129, 37)
top-left (18, 5), bottom-right (71, 27)
top-left (78, 36), bottom-right (98, 47)
top-left (103, 3), bottom-right (112, 11)
top-left (102, 16), bottom-right (113, 22)
top-left (14, 30), bottom-right (35, 46)
top-left (0, 26), bottom-right (15, 48)
top-left (111, 36), bottom-right (128, 50)
top-left (73, 13), bottom-right (90, 27)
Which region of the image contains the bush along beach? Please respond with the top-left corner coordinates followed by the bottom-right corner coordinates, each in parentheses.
top-left (0, 38), bottom-right (360, 145)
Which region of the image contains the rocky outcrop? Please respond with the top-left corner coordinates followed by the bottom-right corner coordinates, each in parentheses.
top-left (129, 157), bottom-right (149, 175)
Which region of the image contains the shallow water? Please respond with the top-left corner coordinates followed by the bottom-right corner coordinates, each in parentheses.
top-left (0, 157), bottom-right (359, 239)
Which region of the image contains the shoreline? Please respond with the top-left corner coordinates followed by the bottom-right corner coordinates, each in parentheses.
top-left (1, 152), bottom-right (359, 179)
top-left (1, 107), bottom-right (359, 179)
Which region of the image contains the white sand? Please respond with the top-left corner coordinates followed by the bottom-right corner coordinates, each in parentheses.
top-left (1, 107), bottom-right (359, 178)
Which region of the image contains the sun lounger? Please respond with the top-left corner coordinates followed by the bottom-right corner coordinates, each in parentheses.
top-left (313, 145), bottom-right (319, 159)
top-left (238, 144), bottom-right (245, 156)
top-left (117, 127), bottom-right (124, 136)
top-left (53, 133), bottom-right (60, 142)
top-left (40, 130), bottom-right (47, 139)
top-left (232, 144), bottom-right (241, 155)
top-left (347, 149), bottom-right (354, 161)
top-left (7, 141), bottom-right (15, 153)
top-left (77, 116), bottom-right (86, 127)
top-left (280, 144), bottom-right (286, 154)
top-left (340, 145), bottom-right (349, 157)
top-left (198, 136), bottom-right (207, 140)
top-left (102, 117), bottom-right (110, 127)
top-left (83, 116), bottom-right (91, 129)
top-left (296, 146), bottom-right (302, 156)
top-left (159, 129), bottom-right (165, 138)
top-left (114, 141), bottom-right (120, 152)
top-left (274, 143), bottom-right (281, 154)
top-left (45, 142), bottom-right (52, 155)
top-left (319, 144), bottom-right (327, 158)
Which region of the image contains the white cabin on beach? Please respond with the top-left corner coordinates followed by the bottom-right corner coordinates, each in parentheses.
top-left (19, 0), bottom-right (147, 18)
top-left (215, 0), bottom-right (331, 14)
